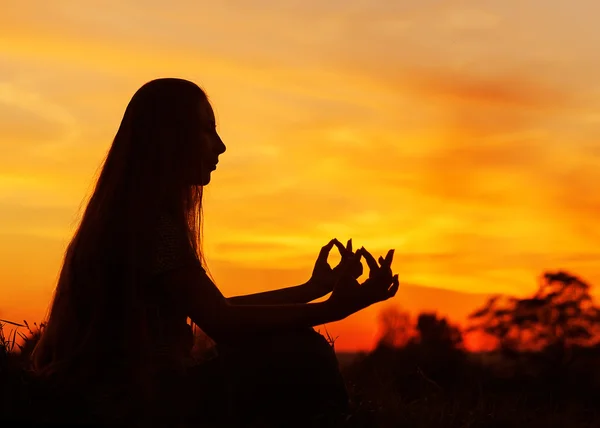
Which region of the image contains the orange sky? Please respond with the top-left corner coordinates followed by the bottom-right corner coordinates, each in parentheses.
top-left (1, 0), bottom-right (599, 352)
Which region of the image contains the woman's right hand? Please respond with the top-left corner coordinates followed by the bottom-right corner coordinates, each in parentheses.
top-left (327, 248), bottom-right (399, 320)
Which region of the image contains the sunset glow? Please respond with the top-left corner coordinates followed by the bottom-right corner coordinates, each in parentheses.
top-left (1, 0), bottom-right (599, 351)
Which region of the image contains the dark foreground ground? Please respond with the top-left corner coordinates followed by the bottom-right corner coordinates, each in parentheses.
top-left (339, 346), bottom-right (600, 428)
top-left (3, 271), bottom-right (598, 426)
top-left (1, 344), bottom-right (599, 428)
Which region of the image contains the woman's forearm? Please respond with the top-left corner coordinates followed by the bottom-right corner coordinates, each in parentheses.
top-left (227, 281), bottom-right (320, 305)
top-left (211, 300), bottom-right (342, 343)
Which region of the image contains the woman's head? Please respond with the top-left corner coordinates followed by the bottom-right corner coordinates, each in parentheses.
top-left (31, 78), bottom-right (224, 398)
top-left (118, 78), bottom-right (226, 190)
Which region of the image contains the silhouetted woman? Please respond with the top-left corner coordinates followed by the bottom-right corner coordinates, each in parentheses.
top-left (30, 78), bottom-right (399, 427)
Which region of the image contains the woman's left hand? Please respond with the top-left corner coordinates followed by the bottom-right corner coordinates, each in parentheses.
top-left (307, 238), bottom-right (363, 299)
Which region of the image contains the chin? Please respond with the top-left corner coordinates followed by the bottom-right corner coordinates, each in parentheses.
top-left (199, 172), bottom-right (212, 186)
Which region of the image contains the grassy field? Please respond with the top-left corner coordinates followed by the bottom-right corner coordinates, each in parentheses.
top-left (2, 319), bottom-right (599, 427)
top-left (340, 345), bottom-right (600, 428)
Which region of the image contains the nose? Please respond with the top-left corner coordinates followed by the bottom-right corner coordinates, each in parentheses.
top-left (216, 135), bottom-right (226, 155)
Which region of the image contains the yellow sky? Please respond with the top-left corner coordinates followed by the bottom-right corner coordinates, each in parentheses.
top-left (1, 0), bottom-right (599, 351)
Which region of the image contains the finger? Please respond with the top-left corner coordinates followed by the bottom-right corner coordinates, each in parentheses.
top-left (388, 274), bottom-right (400, 297)
top-left (383, 249), bottom-right (395, 267)
top-left (360, 247), bottom-right (379, 273)
top-left (346, 239), bottom-right (353, 254)
top-left (332, 238), bottom-right (351, 261)
top-left (353, 267), bottom-right (364, 280)
top-left (354, 258), bottom-right (364, 278)
top-left (379, 255), bottom-right (392, 274)
top-left (317, 239), bottom-right (336, 264)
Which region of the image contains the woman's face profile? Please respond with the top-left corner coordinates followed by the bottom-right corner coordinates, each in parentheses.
top-left (195, 98), bottom-right (226, 186)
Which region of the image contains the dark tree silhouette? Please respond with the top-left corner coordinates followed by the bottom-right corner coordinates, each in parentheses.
top-left (371, 309), bottom-right (465, 391)
top-left (377, 306), bottom-right (414, 348)
top-left (414, 313), bottom-right (463, 351)
top-left (468, 271), bottom-right (600, 359)
top-left (376, 308), bottom-right (463, 352)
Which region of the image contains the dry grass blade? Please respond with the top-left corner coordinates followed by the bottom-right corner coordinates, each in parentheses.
top-left (23, 320), bottom-right (33, 335)
top-left (9, 328), bottom-right (18, 350)
top-left (417, 366), bottom-right (443, 391)
top-left (318, 325), bottom-right (339, 349)
top-left (0, 319), bottom-right (25, 328)
top-left (0, 318), bottom-right (33, 354)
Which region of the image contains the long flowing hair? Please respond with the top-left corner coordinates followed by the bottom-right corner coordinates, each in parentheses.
top-left (30, 78), bottom-right (212, 404)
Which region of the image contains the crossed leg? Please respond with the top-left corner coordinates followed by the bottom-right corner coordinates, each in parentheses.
top-left (184, 327), bottom-right (349, 427)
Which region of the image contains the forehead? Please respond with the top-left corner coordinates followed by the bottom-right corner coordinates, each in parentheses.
top-left (199, 98), bottom-right (215, 123)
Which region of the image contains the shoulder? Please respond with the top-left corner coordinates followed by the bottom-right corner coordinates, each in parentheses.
top-left (147, 214), bottom-right (204, 278)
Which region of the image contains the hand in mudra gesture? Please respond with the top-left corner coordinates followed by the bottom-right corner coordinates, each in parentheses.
top-left (308, 238), bottom-right (363, 299)
top-left (328, 247), bottom-right (399, 319)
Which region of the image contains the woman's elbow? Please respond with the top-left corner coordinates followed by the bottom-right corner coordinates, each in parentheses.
top-left (190, 302), bottom-right (237, 345)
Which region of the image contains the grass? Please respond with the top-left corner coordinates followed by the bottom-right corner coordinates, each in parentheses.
top-left (1, 319), bottom-right (599, 428)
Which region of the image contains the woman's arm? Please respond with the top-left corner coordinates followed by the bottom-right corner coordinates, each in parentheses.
top-left (227, 280), bottom-right (323, 305)
top-left (215, 301), bottom-right (337, 343)
top-left (159, 265), bottom-right (344, 344)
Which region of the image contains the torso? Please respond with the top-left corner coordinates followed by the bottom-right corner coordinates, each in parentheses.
top-left (143, 212), bottom-right (203, 372)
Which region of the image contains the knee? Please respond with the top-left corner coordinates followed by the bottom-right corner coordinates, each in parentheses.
top-left (289, 326), bottom-right (330, 344)
top-left (258, 328), bottom-right (339, 370)
top-left (217, 327), bottom-right (331, 354)
top-left (217, 328), bottom-right (339, 368)
top-left (266, 327), bottom-right (334, 352)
